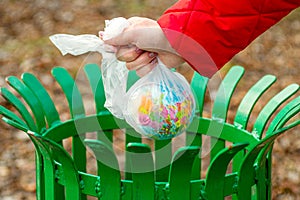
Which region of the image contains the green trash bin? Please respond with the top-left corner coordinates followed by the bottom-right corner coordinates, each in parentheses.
top-left (0, 64), bottom-right (299, 200)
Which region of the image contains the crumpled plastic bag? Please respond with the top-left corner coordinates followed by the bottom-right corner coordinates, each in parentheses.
top-left (50, 17), bottom-right (129, 118)
top-left (49, 17), bottom-right (195, 140)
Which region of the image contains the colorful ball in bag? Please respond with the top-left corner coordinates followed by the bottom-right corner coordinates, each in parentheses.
top-left (125, 78), bottom-right (195, 140)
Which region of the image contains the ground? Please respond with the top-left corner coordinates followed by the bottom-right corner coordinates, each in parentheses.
top-left (0, 0), bottom-right (299, 199)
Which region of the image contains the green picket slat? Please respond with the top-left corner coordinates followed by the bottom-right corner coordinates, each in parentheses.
top-left (267, 96), bottom-right (300, 135)
top-left (237, 128), bottom-right (289, 200)
top-left (205, 143), bottom-right (248, 199)
top-left (22, 73), bottom-right (60, 126)
top-left (27, 132), bottom-right (63, 200)
top-left (6, 76), bottom-right (46, 131)
top-left (124, 129), bottom-right (142, 180)
top-left (84, 64), bottom-right (107, 113)
top-left (210, 66), bottom-right (244, 161)
top-left (211, 66), bottom-right (245, 120)
top-left (0, 105), bottom-right (27, 127)
top-left (154, 139), bottom-right (172, 182)
top-left (84, 139), bottom-right (121, 200)
top-left (2, 118), bottom-right (48, 199)
top-left (190, 71), bottom-right (209, 117)
top-left (252, 83), bottom-right (299, 138)
top-left (263, 97), bottom-right (300, 200)
top-left (234, 75), bottom-right (276, 129)
top-left (232, 74), bottom-right (276, 173)
top-left (188, 72), bottom-right (208, 180)
top-left (51, 67), bottom-right (85, 118)
top-left (1, 88), bottom-right (37, 131)
top-left (51, 67), bottom-right (87, 172)
top-left (168, 146), bottom-right (200, 200)
top-left (127, 143), bottom-right (155, 200)
top-left (29, 132), bottom-right (81, 200)
top-left (273, 107), bottom-right (300, 132)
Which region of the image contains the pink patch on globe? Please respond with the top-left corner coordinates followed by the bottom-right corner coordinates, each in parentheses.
top-left (139, 114), bottom-right (151, 125)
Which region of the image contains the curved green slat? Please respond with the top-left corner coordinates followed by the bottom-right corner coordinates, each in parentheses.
top-left (263, 97), bottom-right (300, 200)
top-left (190, 71), bottom-right (209, 117)
top-left (1, 88), bottom-right (36, 131)
top-left (43, 114), bottom-right (121, 141)
top-left (127, 143), bottom-right (155, 200)
top-left (0, 105), bottom-right (27, 127)
top-left (34, 148), bottom-right (46, 200)
top-left (3, 118), bottom-right (47, 199)
top-left (84, 64), bottom-right (113, 151)
top-left (232, 75), bottom-right (276, 173)
top-left (239, 123), bottom-right (300, 200)
top-left (254, 117), bottom-right (299, 200)
top-left (6, 76), bottom-right (46, 131)
top-left (51, 67), bottom-right (85, 118)
top-left (168, 146), bottom-right (200, 200)
top-left (84, 64), bottom-right (107, 113)
top-left (124, 69), bottom-right (141, 180)
top-left (188, 72), bottom-right (208, 180)
top-left (2, 76), bottom-right (44, 200)
top-left (29, 132), bottom-right (81, 200)
top-left (1, 118), bottom-right (46, 199)
top-left (252, 83), bottom-right (299, 138)
top-left (22, 73), bottom-right (60, 127)
top-left (254, 142), bottom-right (274, 200)
top-left (273, 107), bottom-right (300, 132)
top-left (253, 140), bottom-right (275, 200)
top-left (125, 129), bottom-right (142, 180)
top-left (186, 130), bottom-right (202, 180)
top-left (2, 117), bottom-right (28, 132)
top-left (234, 75), bottom-right (276, 129)
top-left (267, 96), bottom-right (300, 135)
top-left (237, 128), bottom-right (287, 200)
top-left (52, 67), bottom-right (87, 172)
top-left (154, 139), bottom-right (172, 182)
top-left (27, 133), bottom-right (60, 200)
top-left (205, 143), bottom-right (248, 199)
top-left (43, 115), bottom-right (259, 149)
top-left (44, 138), bottom-right (82, 200)
top-left (84, 139), bottom-right (121, 200)
top-left (211, 66), bottom-right (245, 120)
top-left (210, 66), bottom-right (244, 161)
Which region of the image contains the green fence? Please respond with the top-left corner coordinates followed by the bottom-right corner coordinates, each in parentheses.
top-left (0, 64), bottom-right (299, 199)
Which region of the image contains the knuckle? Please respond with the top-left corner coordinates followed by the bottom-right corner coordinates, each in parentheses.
top-left (126, 62), bottom-right (135, 70)
top-left (116, 46), bottom-right (138, 62)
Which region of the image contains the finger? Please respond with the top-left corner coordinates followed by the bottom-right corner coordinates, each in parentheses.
top-left (136, 59), bottom-right (157, 77)
top-left (158, 53), bottom-right (185, 68)
top-left (116, 45), bottom-right (144, 62)
top-left (126, 51), bottom-right (157, 70)
top-left (99, 31), bottom-right (104, 40)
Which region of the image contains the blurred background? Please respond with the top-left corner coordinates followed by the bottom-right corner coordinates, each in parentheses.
top-left (0, 0), bottom-right (299, 199)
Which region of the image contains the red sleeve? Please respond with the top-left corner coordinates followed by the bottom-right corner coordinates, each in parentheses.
top-left (158, 0), bottom-right (300, 77)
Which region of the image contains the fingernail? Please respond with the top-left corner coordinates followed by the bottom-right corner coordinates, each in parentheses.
top-left (151, 58), bottom-right (157, 64)
top-left (148, 52), bottom-right (157, 58)
top-left (99, 31), bottom-right (104, 40)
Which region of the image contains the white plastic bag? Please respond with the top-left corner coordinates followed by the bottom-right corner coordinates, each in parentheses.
top-left (124, 60), bottom-right (195, 140)
top-left (49, 17), bottom-right (130, 118)
top-left (49, 17), bottom-right (195, 140)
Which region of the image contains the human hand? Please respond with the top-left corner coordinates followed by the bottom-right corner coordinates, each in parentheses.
top-left (101, 17), bottom-right (184, 76)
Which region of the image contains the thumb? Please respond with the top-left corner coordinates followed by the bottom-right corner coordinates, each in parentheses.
top-left (101, 28), bottom-right (136, 46)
